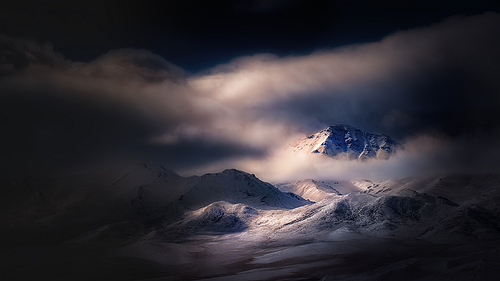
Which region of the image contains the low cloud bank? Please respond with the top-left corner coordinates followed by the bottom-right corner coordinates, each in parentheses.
top-left (209, 132), bottom-right (500, 182)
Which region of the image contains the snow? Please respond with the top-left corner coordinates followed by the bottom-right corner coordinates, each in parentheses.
top-left (275, 179), bottom-right (341, 202)
top-left (164, 201), bottom-right (259, 234)
top-left (290, 124), bottom-right (403, 160)
top-left (1, 164), bottom-right (499, 280)
top-left (173, 169), bottom-right (311, 211)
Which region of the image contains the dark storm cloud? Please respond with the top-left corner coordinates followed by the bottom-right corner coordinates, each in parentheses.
top-left (1, 13), bottom-right (499, 180)
top-left (0, 74), bottom-right (260, 178)
top-left (210, 12), bottom-right (500, 139)
top-left (77, 49), bottom-right (188, 83)
top-left (0, 35), bottom-right (187, 82)
top-left (186, 13), bottom-right (500, 179)
top-left (0, 80), bottom-right (153, 178)
top-left (0, 37), bottom-right (259, 178)
top-left (0, 35), bottom-right (69, 75)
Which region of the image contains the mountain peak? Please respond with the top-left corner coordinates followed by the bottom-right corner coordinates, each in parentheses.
top-left (221, 168), bottom-right (249, 175)
top-left (177, 169), bottom-right (311, 210)
top-left (292, 124), bottom-right (402, 160)
top-left (327, 124), bottom-right (356, 131)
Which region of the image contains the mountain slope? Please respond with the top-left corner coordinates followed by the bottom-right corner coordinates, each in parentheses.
top-left (276, 179), bottom-right (342, 202)
top-left (165, 201), bottom-right (259, 234)
top-left (0, 163), bottom-right (192, 227)
top-left (253, 182), bottom-right (500, 243)
top-left (290, 124), bottom-right (402, 160)
top-left (2, 166), bottom-right (499, 281)
top-left (175, 169), bottom-right (311, 210)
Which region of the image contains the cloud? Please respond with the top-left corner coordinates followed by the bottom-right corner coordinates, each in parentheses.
top-left (72, 48), bottom-right (188, 83)
top-left (190, 12), bottom-right (499, 137)
top-left (0, 34), bottom-right (69, 75)
top-left (1, 13), bottom-right (499, 180)
top-left (214, 132), bottom-right (500, 183)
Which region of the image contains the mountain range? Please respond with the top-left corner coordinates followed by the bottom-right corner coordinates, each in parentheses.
top-left (1, 126), bottom-right (498, 280)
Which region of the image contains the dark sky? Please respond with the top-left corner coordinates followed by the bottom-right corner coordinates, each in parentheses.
top-left (2, 0), bottom-right (498, 72)
top-left (1, 1), bottom-right (499, 180)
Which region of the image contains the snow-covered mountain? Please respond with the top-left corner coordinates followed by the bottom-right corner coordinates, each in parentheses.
top-left (0, 165), bottom-right (310, 228)
top-left (276, 179), bottom-right (342, 202)
top-left (165, 201), bottom-right (259, 234)
top-left (175, 169), bottom-right (311, 210)
top-left (268, 177), bottom-right (500, 243)
top-left (2, 164), bottom-right (499, 281)
top-left (0, 163), bottom-right (192, 229)
top-left (290, 124), bottom-right (402, 160)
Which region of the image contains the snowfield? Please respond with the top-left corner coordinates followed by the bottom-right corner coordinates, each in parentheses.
top-left (1, 164), bottom-right (499, 280)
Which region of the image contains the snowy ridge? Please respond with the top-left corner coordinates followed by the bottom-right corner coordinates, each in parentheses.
top-left (165, 201), bottom-right (259, 234)
top-left (1, 164), bottom-right (499, 280)
top-left (175, 169), bottom-right (312, 210)
top-left (276, 179), bottom-right (342, 202)
top-left (248, 186), bottom-right (500, 242)
top-left (290, 124), bottom-right (402, 160)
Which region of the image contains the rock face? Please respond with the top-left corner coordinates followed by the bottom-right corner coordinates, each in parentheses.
top-left (290, 124), bottom-right (402, 160)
